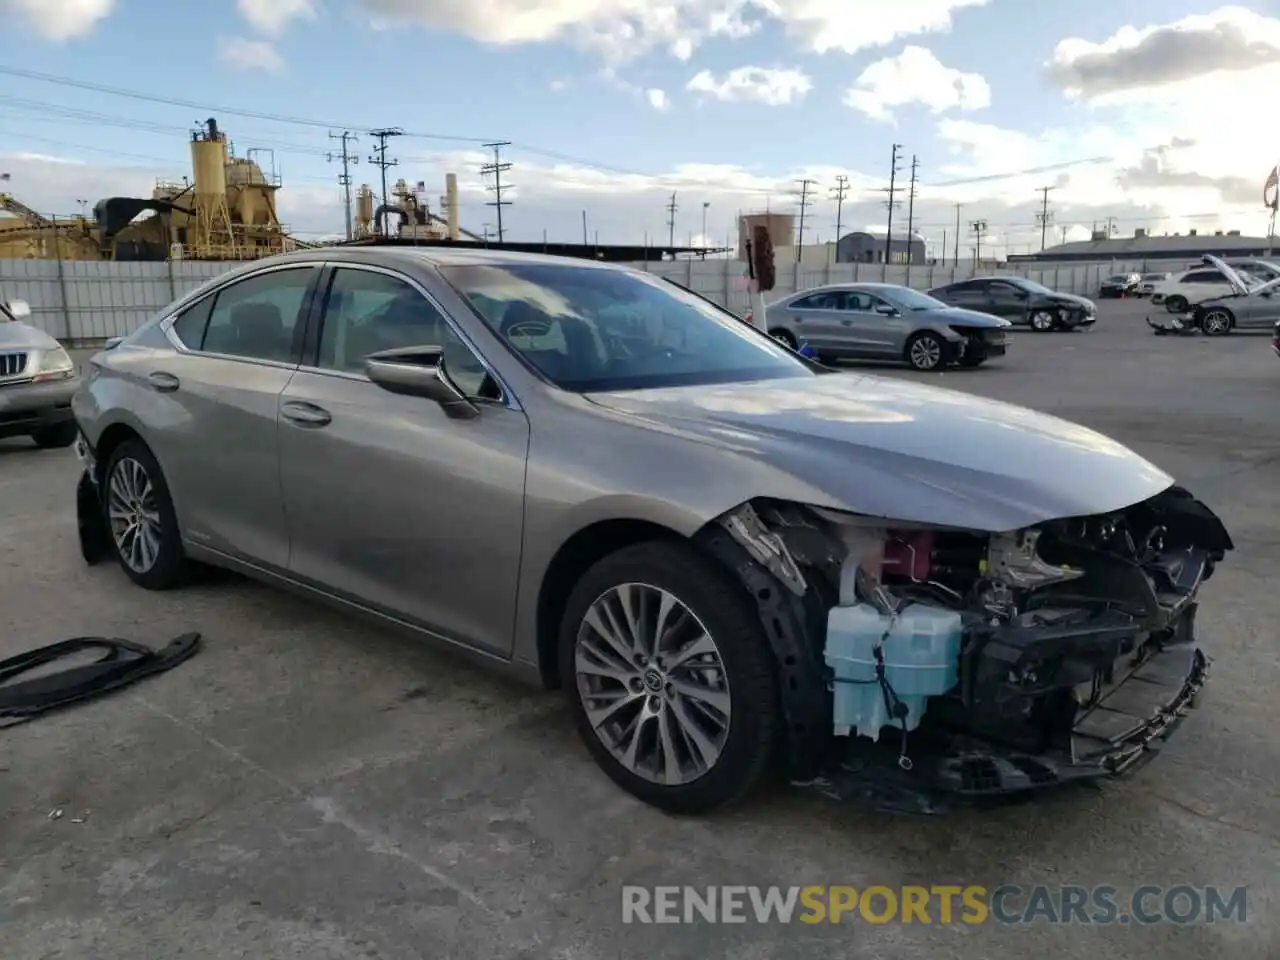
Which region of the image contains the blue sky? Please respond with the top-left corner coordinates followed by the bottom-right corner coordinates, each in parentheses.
top-left (1, 1), bottom-right (1278, 253)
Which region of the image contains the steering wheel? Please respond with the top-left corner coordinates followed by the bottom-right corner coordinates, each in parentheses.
top-left (504, 319), bottom-right (552, 341)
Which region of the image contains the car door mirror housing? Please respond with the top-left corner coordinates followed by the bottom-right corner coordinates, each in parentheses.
top-left (2, 299), bottom-right (31, 320)
top-left (875, 304), bottom-right (898, 316)
top-left (365, 346), bottom-right (480, 419)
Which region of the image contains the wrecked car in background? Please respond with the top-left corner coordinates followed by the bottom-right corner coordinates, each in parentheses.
top-left (70, 247), bottom-right (1233, 815)
top-left (1148, 255), bottom-right (1280, 336)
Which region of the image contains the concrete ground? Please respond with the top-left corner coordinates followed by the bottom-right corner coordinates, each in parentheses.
top-left (1, 300), bottom-right (1276, 959)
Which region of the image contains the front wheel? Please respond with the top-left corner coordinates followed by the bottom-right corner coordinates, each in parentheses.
top-left (1200, 309), bottom-right (1233, 336)
top-left (1029, 310), bottom-right (1057, 332)
top-left (905, 332), bottom-right (946, 371)
top-left (559, 541), bottom-right (781, 814)
top-left (1165, 296), bottom-right (1189, 314)
top-left (102, 439), bottom-right (190, 590)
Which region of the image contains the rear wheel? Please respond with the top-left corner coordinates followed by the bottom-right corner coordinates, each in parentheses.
top-left (769, 329), bottom-right (796, 349)
top-left (31, 421), bottom-right (77, 449)
top-left (905, 332), bottom-right (945, 371)
top-left (103, 439), bottom-right (190, 590)
top-left (559, 541), bottom-right (781, 814)
top-left (1200, 308), bottom-right (1233, 336)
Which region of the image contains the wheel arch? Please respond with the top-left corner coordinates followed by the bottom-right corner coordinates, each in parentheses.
top-left (534, 517), bottom-right (689, 688)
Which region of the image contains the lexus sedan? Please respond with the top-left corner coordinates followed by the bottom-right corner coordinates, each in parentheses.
top-left (72, 247), bottom-right (1231, 814)
top-left (0, 297), bottom-right (80, 448)
top-left (762, 282), bottom-right (1012, 371)
top-left (928, 276), bottom-right (1096, 331)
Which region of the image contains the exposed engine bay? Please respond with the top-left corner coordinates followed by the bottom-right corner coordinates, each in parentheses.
top-left (699, 487), bottom-right (1233, 811)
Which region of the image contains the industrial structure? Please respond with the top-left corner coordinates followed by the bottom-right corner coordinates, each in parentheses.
top-left (1010, 227), bottom-right (1276, 264)
top-left (353, 173), bottom-right (480, 242)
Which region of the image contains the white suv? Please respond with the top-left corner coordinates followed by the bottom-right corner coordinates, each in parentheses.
top-left (1150, 267), bottom-right (1244, 312)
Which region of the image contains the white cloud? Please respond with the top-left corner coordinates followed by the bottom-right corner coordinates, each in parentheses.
top-left (687, 66), bottom-right (812, 105)
top-left (646, 88), bottom-right (670, 111)
top-left (216, 36), bottom-right (286, 72)
top-left (1, 0), bottom-right (114, 41)
top-left (1047, 6), bottom-right (1280, 101)
top-left (237, 0), bottom-right (316, 35)
top-left (842, 45), bottom-right (990, 122)
top-left (352, 0), bottom-right (990, 63)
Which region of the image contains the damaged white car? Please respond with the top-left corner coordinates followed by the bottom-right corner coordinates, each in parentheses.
top-left (1148, 255), bottom-right (1280, 336)
top-left (71, 248), bottom-right (1232, 815)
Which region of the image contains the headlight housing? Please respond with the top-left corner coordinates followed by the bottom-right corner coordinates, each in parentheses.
top-left (32, 346), bottom-right (75, 382)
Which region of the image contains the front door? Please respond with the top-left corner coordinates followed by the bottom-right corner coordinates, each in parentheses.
top-left (277, 265), bottom-right (530, 656)
top-left (154, 264), bottom-right (319, 569)
top-left (842, 291), bottom-right (908, 355)
top-left (983, 280), bottom-right (1028, 318)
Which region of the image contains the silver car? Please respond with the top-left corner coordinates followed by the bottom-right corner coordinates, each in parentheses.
top-left (72, 247), bottom-right (1232, 814)
top-left (0, 298), bottom-right (81, 448)
top-left (764, 283), bottom-right (1012, 371)
top-left (1192, 274), bottom-right (1280, 335)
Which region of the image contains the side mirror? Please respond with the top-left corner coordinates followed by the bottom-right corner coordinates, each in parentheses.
top-left (875, 304), bottom-right (898, 316)
top-left (3, 299), bottom-right (31, 320)
top-left (365, 346), bottom-right (479, 420)
top-left (104, 336), bottom-right (124, 349)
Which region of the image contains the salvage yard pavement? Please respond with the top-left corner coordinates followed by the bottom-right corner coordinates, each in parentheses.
top-left (2, 299), bottom-right (1276, 960)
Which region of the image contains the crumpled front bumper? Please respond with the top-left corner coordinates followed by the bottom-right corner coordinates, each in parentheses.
top-left (1147, 314), bottom-right (1198, 335)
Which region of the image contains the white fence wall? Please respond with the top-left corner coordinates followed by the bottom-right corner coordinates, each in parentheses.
top-left (0, 253), bottom-right (1189, 343)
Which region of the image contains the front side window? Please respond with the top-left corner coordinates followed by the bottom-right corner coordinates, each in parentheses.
top-left (881, 286), bottom-right (947, 311)
top-left (317, 268), bottom-right (493, 398)
top-left (200, 267), bottom-right (317, 363)
top-left (439, 263), bottom-right (814, 392)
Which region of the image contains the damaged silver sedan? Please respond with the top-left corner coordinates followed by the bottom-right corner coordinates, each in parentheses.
top-left (71, 247), bottom-right (1232, 814)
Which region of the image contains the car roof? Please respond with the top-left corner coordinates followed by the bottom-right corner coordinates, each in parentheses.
top-left (226, 245), bottom-right (634, 272)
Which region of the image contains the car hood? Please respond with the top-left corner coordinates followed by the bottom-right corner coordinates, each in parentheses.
top-left (587, 374), bottom-right (1173, 532)
top-left (926, 307), bottom-right (1010, 328)
top-left (0, 320), bottom-right (59, 350)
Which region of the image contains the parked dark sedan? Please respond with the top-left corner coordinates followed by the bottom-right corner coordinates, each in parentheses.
top-left (1098, 273), bottom-right (1141, 298)
top-left (928, 276), bottom-right (1097, 332)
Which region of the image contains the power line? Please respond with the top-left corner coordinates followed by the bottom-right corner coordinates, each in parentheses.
top-left (480, 141), bottom-right (512, 243)
top-left (881, 144), bottom-right (904, 265)
top-left (794, 178), bottom-right (816, 261)
top-left (367, 127), bottom-right (403, 233)
top-left (1035, 185), bottom-right (1055, 251)
top-left (666, 191), bottom-right (678, 248)
top-left (327, 131), bottom-right (358, 241)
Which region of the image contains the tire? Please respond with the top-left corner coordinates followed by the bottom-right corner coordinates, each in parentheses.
top-left (31, 421), bottom-right (77, 449)
top-left (1029, 310), bottom-right (1057, 332)
top-left (1200, 308), bottom-right (1233, 336)
top-left (102, 438), bottom-right (190, 590)
top-left (769, 329), bottom-right (796, 349)
top-left (1165, 296), bottom-right (1188, 314)
top-left (558, 540), bottom-right (781, 814)
top-left (904, 332), bottom-right (945, 371)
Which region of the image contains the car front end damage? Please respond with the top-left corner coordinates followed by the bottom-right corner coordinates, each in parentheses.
top-left (1033, 298), bottom-right (1096, 331)
top-left (695, 489), bottom-right (1231, 813)
top-left (946, 325), bottom-right (1010, 363)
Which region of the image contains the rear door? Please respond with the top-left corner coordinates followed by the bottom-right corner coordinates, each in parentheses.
top-left (983, 280), bottom-right (1028, 318)
top-left (277, 263), bottom-right (530, 656)
top-left (933, 279), bottom-right (984, 310)
top-left (154, 263), bottom-right (320, 569)
top-left (784, 291), bottom-right (848, 349)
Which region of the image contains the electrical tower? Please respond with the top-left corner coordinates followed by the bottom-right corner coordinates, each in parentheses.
top-left (794, 178), bottom-right (816, 261)
top-left (1036, 185), bottom-right (1055, 251)
top-left (831, 175), bottom-right (849, 247)
top-left (367, 127), bottom-right (404, 234)
top-left (970, 219), bottom-right (988, 263)
top-left (481, 141), bottom-right (513, 243)
top-left (327, 131), bottom-right (358, 241)
top-left (666, 192), bottom-right (678, 248)
top-left (904, 156), bottom-right (920, 276)
top-left (881, 144), bottom-right (904, 265)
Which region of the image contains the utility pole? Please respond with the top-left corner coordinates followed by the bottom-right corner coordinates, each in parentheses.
top-left (327, 131), bottom-right (358, 241)
top-left (701, 201), bottom-right (710, 246)
top-left (970, 219), bottom-right (988, 263)
top-left (666, 192), bottom-right (678, 248)
top-left (367, 127), bottom-right (404, 234)
top-left (904, 155), bottom-right (919, 278)
top-left (831, 175), bottom-right (849, 245)
top-left (1036, 185), bottom-right (1055, 251)
top-left (1105, 215), bottom-right (1117, 237)
top-left (953, 204), bottom-right (962, 266)
top-left (480, 141), bottom-right (513, 243)
top-left (795, 178), bottom-right (816, 262)
top-left (881, 144), bottom-right (903, 265)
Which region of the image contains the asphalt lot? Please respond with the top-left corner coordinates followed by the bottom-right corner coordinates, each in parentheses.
top-left (2, 299), bottom-right (1277, 959)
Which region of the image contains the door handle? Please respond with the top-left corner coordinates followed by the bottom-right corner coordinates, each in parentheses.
top-left (280, 401), bottom-right (332, 427)
top-left (147, 371), bottom-right (180, 392)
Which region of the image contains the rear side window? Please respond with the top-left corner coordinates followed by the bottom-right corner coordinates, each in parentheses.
top-left (171, 296), bottom-right (214, 349)
top-left (1182, 270), bottom-right (1224, 284)
top-left (200, 267), bottom-right (317, 363)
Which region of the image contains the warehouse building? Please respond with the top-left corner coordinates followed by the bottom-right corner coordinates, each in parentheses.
top-left (1010, 227), bottom-right (1277, 264)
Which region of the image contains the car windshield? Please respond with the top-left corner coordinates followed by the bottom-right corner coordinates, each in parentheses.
top-left (881, 286), bottom-right (947, 311)
top-left (438, 262), bottom-right (816, 392)
top-left (1105, 275), bottom-right (1130, 283)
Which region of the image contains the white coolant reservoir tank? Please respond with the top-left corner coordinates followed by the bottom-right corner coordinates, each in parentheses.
top-left (824, 600), bottom-right (963, 740)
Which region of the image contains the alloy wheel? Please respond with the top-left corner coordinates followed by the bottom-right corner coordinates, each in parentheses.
top-left (1030, 311), bottom-right (1055, 332)
top-left (106, 457), bottom-right (163, 574)
top-left (908, 336), bottom-right (942, 370)
top-left (574, 582), bottom-right (731, 786)
top-left (1202, 311), bottom-right (1231, 335)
